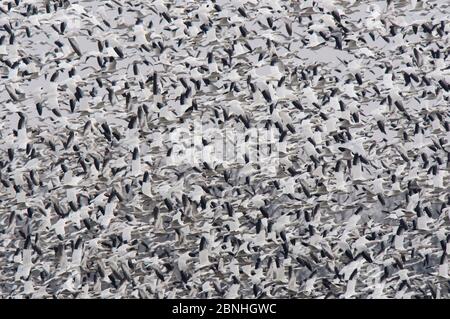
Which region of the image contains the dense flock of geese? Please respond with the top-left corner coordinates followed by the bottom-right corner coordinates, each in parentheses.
top-left (0, 0), bottom-right (449, 298)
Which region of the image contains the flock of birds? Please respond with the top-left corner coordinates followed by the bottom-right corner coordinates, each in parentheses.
top-left (0, 0), bottom-right (449, 299)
